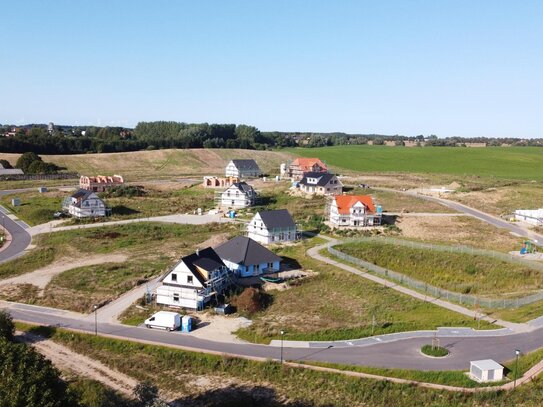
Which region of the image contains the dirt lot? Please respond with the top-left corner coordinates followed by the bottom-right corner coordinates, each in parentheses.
top-left (396, 215), bottom-right (523, 252)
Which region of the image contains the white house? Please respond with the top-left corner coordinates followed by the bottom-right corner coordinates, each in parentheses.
top-left (247, 209), bottom-right (298, 245)
top-left (155, 247), bottom-right (231, 310)
top-left (215, 236), bottom-right (282, 278)
top-left (219, 182), bottom-right (257, 209)
top-left (298, 172), bottom-right (342, 196)
top-left (225, 159), bottom-right (262, 178)
top-left (62, 189), bottom-right (107, 218)
top-left (469, 360), bottom-right (504, 382)
top-left (329, 195), bottom-right (381, 227)
top-left (515, 208), bottom-right (543, 226)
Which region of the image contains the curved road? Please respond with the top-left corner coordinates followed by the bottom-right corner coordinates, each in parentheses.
top-left (3, 301), bottom-right (543, 371)
top-left (0, 206), bottom-right (31, 264)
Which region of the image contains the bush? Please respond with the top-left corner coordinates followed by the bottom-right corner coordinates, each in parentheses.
top-left (232, 288), bottom-right (271, 315)
top-left (0, 310), bottom-right (14, 341)
top-left (421, 344), bottom-right (449, 357)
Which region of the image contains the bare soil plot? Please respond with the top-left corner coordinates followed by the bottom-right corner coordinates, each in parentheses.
top-left (449, 183), bottom-right (543, 217)
top-left (396, 215), bottom-right (523, 252)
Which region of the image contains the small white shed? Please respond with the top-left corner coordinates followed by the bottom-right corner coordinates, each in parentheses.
top-left (469, 359), bottom-right (504, 382)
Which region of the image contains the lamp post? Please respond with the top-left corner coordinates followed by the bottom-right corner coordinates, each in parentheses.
top-left (514, 349), bottom-right (521, 389)
top-left (93, 304), bottom-right (98, 336)
top-left (280, 330), bottom-right (285, 364)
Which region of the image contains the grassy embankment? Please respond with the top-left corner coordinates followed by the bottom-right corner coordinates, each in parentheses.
top-left (15, 323), bottom-right (543, 406)
top-left (0, 148), bottom-right (294, 181)
top-left (0, 222), bottom-right (238, 313)
top-left (336, 240), bottom-right (543, 297)
top-left (236, 239), bottom-right (495, 344)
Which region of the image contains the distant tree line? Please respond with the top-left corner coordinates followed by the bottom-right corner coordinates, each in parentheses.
top-left (0, 122), bottom-right (542, 154)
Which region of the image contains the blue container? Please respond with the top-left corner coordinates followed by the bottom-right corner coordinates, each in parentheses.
top-left (181, 316), bottom-right (192, 332)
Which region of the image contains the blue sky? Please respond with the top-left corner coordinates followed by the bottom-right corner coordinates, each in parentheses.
top-left (1, 1), bottom-right (542, 137)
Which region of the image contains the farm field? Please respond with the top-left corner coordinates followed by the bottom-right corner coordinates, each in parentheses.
top-left (336, 240), bottom-right (543, 297)
top-left (290, 145), bottom-right (543, 181)
top-left (0, 148), bottom-right (294, 181)
top-left (235, 238), bottom-right (495, 344)
top-left (21, 324), bottom-right (543, 407)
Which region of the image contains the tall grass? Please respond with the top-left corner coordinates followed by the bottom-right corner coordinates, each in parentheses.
top-left (337, 241), bottom-right (543, 295)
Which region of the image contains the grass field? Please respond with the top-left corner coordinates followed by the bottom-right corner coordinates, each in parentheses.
top-left (290, 145), bottom-right (543, 181)
top-left (235, 239), bottom-right (495, 344)
top-left (336, 240), bottom-right (543, 296)
top-left (0, 148), bottom-right (294, 181)
top-left (16, 324), bottom-right (543, 406)
top-left (0, 190), bottom-right (65, 226)
top-left (0, 222), bottom-right (239, 312)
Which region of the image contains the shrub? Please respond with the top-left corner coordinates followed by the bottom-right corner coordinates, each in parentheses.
top-left (0, 310), bottom-right (14, 341)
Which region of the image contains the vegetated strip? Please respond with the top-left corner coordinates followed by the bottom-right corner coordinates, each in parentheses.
top-left (331, 239), bottom-right (543, 307)
top-left (13, 321), bottom-right (543, 394)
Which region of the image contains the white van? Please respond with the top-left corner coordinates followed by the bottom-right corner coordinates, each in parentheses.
top-left (144, 311), bottom-right (181, 331)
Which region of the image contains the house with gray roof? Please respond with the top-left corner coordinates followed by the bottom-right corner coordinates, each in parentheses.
top-left (247, 209), bottom-right (298, 245)
top-left (62, 189), bottom-right (107, 218)
top-left (156, 247), bottom-right (231, 309)
top-left (0, 163), bottom-right (23, 176)
top-left (219, 182), bottom-right (257, 208)
top-left (225, 159), bottom-right (262, 178)
top-left (215, 236), bottom-right (282, 277)
top-left (299, 172), bottom-right (342, 196)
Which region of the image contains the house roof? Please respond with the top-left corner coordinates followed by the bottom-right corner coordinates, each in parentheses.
top-left (165, 247), bottom-right (225, 286)
top-left (71, 189), bottom-right (93, 200)
top-left (291, 158), bottom-right (327, 171)
top-left (334, 195), bottom-right (376, 214)
top-left (0, 168), bottom-right (24, 175)
top-left (229, 182), bottom-right (255, 194)
top-left (257, 209), bottom-right (296, 229)
top-left (470, 359), bottom-right (503, 371)
top-left (299, 172), bottom-right (336, 187)
top-left (215, 236), bottom-right (281, 266)
top-left (230, 159), bottom-right (261, 172)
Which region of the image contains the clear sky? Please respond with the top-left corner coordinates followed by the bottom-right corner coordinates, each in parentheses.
top-left (1, 1), bottom-right (542, 138)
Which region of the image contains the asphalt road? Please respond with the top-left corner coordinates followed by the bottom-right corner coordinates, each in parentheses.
top-left (0, 206), bottom-right (31, 264)
top-left (5, 302), bottom-right (543, 371)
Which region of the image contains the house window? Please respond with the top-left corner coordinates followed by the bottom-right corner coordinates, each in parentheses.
top-left (171, 273), bottom-right (177, 282)
top-left (173, 293), bottom-right (179, 302)
top-left (187, 275), bottom-right (193, 284)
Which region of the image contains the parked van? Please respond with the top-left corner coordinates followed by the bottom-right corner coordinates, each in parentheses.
top-left (144, 311), bottom-right (181, 331)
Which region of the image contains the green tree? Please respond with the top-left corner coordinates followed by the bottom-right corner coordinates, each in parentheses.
top-left (15, 151), bottom-right (41, 172)
top-left (0, 310), bottom-right (14, 341)
top-left (0, 159), bottom-right (13, 169)
top-left (0, 339), bottom-right (78, 407)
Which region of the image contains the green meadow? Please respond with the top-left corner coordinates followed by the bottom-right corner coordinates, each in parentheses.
top-left (288, 145), bottom-right (543, 180)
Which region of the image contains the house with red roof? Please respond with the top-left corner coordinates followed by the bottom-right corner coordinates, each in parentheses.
top-left (329, 195), bottom-right (382, 227)
top-left (287, 157), bottom-right (327, 180)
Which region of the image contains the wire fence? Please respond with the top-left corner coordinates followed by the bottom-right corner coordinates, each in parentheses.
top-left (328, 236), bottom-right (543, 309)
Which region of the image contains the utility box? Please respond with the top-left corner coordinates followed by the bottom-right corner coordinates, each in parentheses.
top-left (469, 360), bottom-right (504, 382)
top-left (11, 198), bottom-right (21, 207)
top-left (181, 316), bottom-right (193, 332)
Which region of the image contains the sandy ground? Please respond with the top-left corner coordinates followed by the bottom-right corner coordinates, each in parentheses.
top-left (18, 331), bottom-right (138, 397)
top-left (0, 253), bottom-right (128, 295)
top-left (189, 314), bottom-right (253, 343)
top-left (196, 233), bottom-right (229, 249)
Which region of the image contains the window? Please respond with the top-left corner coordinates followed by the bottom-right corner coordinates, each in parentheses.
top-left (173, 293), bottom-right (179, 302)
top-left (187, 275), bottom-right (193, 284)
top-left (171, 273), bottom-right (177, 282)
